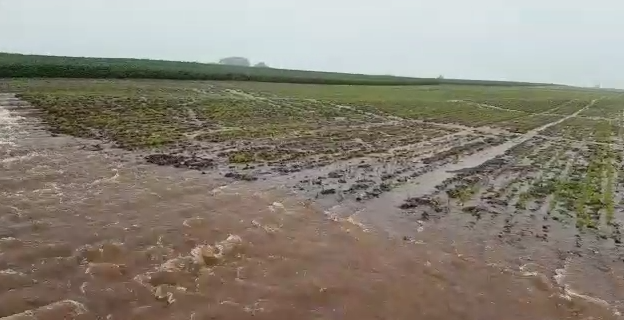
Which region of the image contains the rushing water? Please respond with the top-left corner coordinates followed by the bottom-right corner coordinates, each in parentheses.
top-left (0, 94), bottom-right (621, 319)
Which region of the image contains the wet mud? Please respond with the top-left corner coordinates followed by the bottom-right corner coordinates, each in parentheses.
top-left (1, 93), bottom-right (623, 319)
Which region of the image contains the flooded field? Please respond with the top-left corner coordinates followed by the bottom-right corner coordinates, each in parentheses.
top-left (1, 81), bottom-right (624, 319)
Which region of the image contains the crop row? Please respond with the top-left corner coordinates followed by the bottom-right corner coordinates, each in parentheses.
top-left (17, 93), bottom-right (372, 149)
top-left (579, 96), bottom-right (624, 118)
top-left (466, 98), bottom-right (572, 113)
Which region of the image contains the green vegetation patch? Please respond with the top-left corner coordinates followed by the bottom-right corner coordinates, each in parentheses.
top-left (0, 52), bottom-right (552, 86)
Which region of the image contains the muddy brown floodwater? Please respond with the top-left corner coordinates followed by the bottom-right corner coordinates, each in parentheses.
top-left (0, 93), bottom-right (622, 320)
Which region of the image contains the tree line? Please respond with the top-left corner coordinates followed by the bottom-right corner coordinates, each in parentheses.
top-left (0, 53), bottom-right (550, 87)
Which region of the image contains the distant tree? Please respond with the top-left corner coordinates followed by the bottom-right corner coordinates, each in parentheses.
top-left (218, 57), bottom-right (250, 67)
top-left (254, 62), bottom-right (269, 68)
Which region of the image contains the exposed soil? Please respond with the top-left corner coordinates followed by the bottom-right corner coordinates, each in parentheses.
top-left (1, 89), bottom-right (623, 320)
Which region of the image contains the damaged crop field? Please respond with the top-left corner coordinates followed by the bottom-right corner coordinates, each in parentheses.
top-left (2, 78), bottom-right (624, 319)
top-left (6, 79), bottom-right (624, 245)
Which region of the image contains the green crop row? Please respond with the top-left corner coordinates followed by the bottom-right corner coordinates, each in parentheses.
top-left (550, 123), bottom-right (618, 230)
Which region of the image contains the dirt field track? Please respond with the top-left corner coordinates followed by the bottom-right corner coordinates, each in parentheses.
top-left (1, 80), bottom-right (624, 319)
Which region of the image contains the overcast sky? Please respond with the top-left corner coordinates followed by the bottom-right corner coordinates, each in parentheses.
top-left (1, 0), bottom-right (623, 87)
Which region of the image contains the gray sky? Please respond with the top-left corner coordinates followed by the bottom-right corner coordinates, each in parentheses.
top-left (1, 0), bottom-right (623, 88)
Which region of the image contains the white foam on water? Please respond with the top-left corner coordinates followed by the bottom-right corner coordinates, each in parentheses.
top-left (0, 108), bottom-right (23, 126)
top-left (0, 140), bottom-right (15, 146)
top-left (552, 259), bottom-right (621, 317)
top-left (211, 185), bottom-right (229, 195)
top-left (482, 259), bottom-right (623, 317)
top-left (89, 169), bottom-right (120, 186)
top-left (0, 103), bottom-right (25, 149)
top-left (268, 201), bottom-right (288, 214)
top-left (322, 205), bottom-right (370, 232)
top-left (323, 205), bottom-right (342, 222)
top-left (2, 300), bottom-right (90, 319)
top-left (0, 269), bottom-right (25, 276)
top-left (345, 215), bottom-right (369, 232)
top-left (1, 151), bottom-right (42, 164)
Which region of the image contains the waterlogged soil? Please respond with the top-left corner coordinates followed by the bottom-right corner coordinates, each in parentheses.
top-left (1, 93), bottom-right (623, 319)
